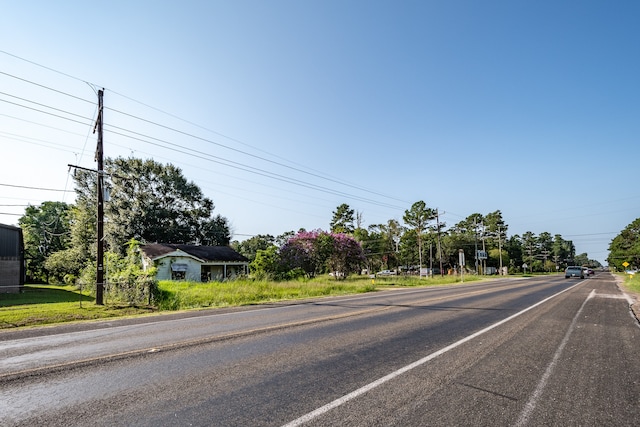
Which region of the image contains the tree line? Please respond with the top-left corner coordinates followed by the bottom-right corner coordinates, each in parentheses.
top-left (19, 157), bottom-right (606, 291)
top-left (233, 202), bottom-right (602, 278)
top-left (19, 157), bottom-right (232, 299)
top-left (607, 217), bottom-right (640, 272)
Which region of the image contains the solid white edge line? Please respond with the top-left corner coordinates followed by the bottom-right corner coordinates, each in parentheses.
top-left (281, 280), bottom-right (586, 427)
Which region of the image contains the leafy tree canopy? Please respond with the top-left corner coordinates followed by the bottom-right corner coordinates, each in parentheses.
top-left (73, 156), bottom-right (231, 254)
top-left (278, 230), bottom-right (365, 278)
top-left (607, 218), bottom-right (640, 270)
top-left (330, 203), bottom-right (355, 234)
top-left (233, 234), bottom-right (276, 262)
top-left (18, 201), bottom-right (71, 282)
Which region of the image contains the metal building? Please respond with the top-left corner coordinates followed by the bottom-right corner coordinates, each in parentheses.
top-left (0, 223), bottom-right (25, 293)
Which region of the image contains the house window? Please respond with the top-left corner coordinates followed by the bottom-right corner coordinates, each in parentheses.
top-left (171, 263), bottom-right (188, 281)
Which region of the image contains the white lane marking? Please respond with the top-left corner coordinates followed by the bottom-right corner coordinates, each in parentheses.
top-left (598, 293), bottom-right (634, 304)
top-left (514, 289), bottom-right (595, 426)
top-left (281, 282), bottom-right (585, 427)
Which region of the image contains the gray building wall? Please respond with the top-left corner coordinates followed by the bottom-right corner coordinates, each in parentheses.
top-left (0, 224), bottom-right (25, 293)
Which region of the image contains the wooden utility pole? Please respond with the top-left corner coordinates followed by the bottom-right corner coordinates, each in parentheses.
top-left (436, 209), bottom-right (444, 276)
top-left (94, 89), bottom-right (105, 305)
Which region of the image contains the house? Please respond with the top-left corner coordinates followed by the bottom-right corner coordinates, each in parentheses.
top-left (140, 243), bottom-right (249, 282)
top-left (0, 224), bottom-right (25, 293)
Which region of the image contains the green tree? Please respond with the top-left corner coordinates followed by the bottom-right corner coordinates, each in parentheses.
top-left (538, 232), bottom-right (553, 270)
top-left (73, 157), bottom-right (231, 254)
top-left (232, 235), bottom-right (276, 262)
top-left (403, 201), bottom-right (435, 272)
top-left (441, 231), bottom-right (473, 272)
top-left (330, 203), bottom-right (355, 234)
top-left (366, 219), bottom-right (403, 271)
top-left (275, 230), bottom-right (296, 247)
top-left (574, 253), bottom-right (590, 267)
top-left (484, 210), bottom-right (508, 252)
top-left (552, 234), bottom-right (572, 267)
top-left (19, 201), bottom-right (72, 283)
top-left (521, 232), bottom-right (538, 271)
top-left (607, 218), bottom-right (640, 271)
top-left (398, 229), bottom-right (419, 270)
top-left (354, 227), bottom-right (379, 273)
top-left (506, 235), bottom-right (523, 272)
top-left (250, 246), bottom-right (281, 279)
top-left (198, 214), bottom-right (232, 246)
top-left (44, 246), bottom-right (85, 284)
top-left (488, 247), bottom-right (509, 272)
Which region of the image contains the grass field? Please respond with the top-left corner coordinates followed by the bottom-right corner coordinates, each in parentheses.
top-left (0, 274), bottom-right (479, 329)
top-left (0, 285), bottom-right (155, 328)
top-left (621, 272), bottom-right (640, 295)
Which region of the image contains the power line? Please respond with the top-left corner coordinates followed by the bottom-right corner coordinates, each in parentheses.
top-left (0, 183), bottom-right (73, 192)
top-left (0, 95), bottom-right (93, 126)
top-left (106, 105), bottom-right (410, 205)
top-left (0, 49), bottom-right (93, 86)
top-left (104, 126), bottom-right (406, 210)
top-left (1, 86), bottom-right (406, 210)
top-left (0, 50), bottom-right (409, 207)
top-left (0, 70), bottom-right (94, 104)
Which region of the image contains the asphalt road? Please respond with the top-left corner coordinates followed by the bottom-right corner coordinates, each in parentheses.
top-left (1, 273), bottom-right (638, 426)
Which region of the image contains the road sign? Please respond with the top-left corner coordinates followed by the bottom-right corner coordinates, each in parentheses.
top-left (623, 261), bottom-right (629, 267)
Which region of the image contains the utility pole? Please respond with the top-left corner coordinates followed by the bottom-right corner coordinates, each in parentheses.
top-left (436, 209), bottom-right (444, 276)
top-left (429, 243), bottom-right (433, 277)
top-left (474, 218), bottom-right (478, 275)
top-left (481, 222), bottom-right (486, 275)
top-left (498, 226), bottom-right (503, 275)
top-left (94, 89), bottom-right (105, 305)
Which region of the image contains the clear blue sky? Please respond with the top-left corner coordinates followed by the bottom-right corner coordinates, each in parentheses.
top-left (2, 0), bottom-right (639, 264)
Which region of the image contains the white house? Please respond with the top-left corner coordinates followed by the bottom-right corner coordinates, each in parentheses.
top-left (140, 243), bottom-right (249, 282)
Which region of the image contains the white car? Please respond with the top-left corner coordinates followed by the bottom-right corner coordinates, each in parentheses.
top-left (376, 270), bottom-right (396, 276)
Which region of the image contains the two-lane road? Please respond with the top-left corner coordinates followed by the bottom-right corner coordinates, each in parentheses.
top-left (1, 273), bottom-right (638, 426)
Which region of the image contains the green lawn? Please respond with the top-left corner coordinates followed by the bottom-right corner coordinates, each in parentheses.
top-left (0, 285), bottom-right (156, 329)
top-left (0, 275), bottom-right (478, 329)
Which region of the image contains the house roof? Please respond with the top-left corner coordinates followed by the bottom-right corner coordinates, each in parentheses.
top-left (140, 243), bottom-right (249, 263)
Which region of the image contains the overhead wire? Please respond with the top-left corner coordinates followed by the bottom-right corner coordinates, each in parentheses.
top-left (0, 70), bottom-right (94, 105)
top-left (0, 85), bottom-right (406, 211)
top-left (104, 125), bottom-right (405, 210)
top-left (0, 50), bottom-right (624, 259)
top-left (0, 183), bottom-right (74, 193)
top-left (0, 50), bottom-right (410, 209)
top-left (106, 105), bottom-right (410, 205)
top-left (105, 85), bottom-right (405, 204)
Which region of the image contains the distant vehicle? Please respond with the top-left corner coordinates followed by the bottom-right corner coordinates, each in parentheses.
top-left (376, 270), bottom-right (396, 276)
top-left (565, 266), bottom-right (584, 279)
top-left (584, 267), bottom-right (594, 276)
